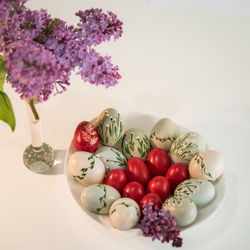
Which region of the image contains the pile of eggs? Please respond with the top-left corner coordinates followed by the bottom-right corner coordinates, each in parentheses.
top-left (69, 108), bottom-right (225, 230)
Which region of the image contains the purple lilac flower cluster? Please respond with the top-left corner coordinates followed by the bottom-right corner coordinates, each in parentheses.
top-left (140, 203), bottom-right (183, 247)
top-left (0, 0), bottom-right (123, 102)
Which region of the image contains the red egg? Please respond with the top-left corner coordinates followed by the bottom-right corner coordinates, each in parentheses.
top-left (122, 181), bottom-right (145, 203)
top-left (139, 193), bottom-right (162, 211)
top-left (125, 157), bottom-right (151, 187)
top-left (146, 148), bottom-right (171, 176)
top-left (103, 169), bottom-right (127, 192)
top-left (165, 163), bottom-right (189, 191)
top-left (147, 176), bottom-right (171, 201)
top-left (73, 121), bottom-right (99, 152)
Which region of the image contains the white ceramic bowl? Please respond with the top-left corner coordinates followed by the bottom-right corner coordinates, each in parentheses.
top-left (65, 112), bottom-right (227, 232)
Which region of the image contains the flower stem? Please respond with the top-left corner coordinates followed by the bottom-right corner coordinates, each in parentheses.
top-left (26, 98), bottom-right (39, 121)
top-left (34, 18), bottom-right (61, 43)
top-left (8, 0), bottom-right (20, 14)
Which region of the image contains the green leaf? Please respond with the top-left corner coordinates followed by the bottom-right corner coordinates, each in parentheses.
top-left (0, 55), bottom-right (7, 91)
top-left (122, 202), bottom-right (130, 207)
top-left (35, 18), bottom-right (61, 43)
top-left (103, 201), bottom-right (107, 208)
top-left (0, 91), bottom-right (16, 131)
top-left (125, 146), bottom-right (130, 155)
top-left (111, 209), bottom-right (116, 215)
top-left (137, 147), bottom-right (142, 154)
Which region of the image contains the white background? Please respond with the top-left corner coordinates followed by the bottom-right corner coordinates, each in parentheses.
top-left (0, 0), bottom-right (250, 249)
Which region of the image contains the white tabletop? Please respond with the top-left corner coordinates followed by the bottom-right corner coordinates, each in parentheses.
top-left (1, 1), bottom-right (250, 249)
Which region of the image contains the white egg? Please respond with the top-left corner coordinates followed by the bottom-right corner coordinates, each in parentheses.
top-left (174, 179), bottom-right (215, 207)
top-left (69, 151), bottom-right (105, 186)
top-left (122, 128), bottom-right (151, 161)
top-left (94, 146), bottom-right (127, 173)
top-left (150, 118), bottom-right (179, 151)
top-left (109, 198), bottom-right (141, 230)
top-left (162, 196), bottom-right (197, 227)
top-left (95, 108), bottom-right (125, 147)
top-left (189, 150), bottom-right (225, 181)
top-left (170, 131), bottom-right (206, 166)
top-left (81, 184), bottom-right (121, 214)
